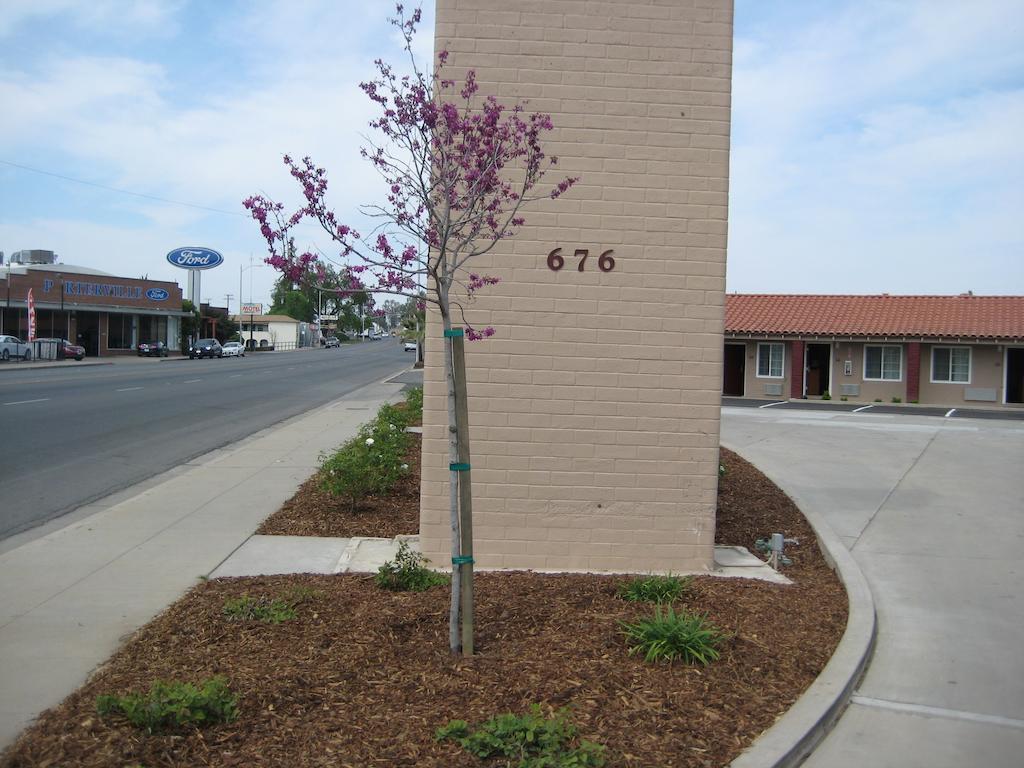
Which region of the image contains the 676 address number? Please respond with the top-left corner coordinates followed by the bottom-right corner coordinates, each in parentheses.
top-left (547, 248), bottom-right (615, 273)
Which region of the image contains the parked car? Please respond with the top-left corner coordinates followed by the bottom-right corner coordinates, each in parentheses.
top-left (324, 336), bottom-right (340, 348)
top-left (0, 335), bottom-right (32, 361)
top-left (36, 338), bottom-right (85, 361)
top-left (137, 340), bottom-right (169, 357)
top-left (222, 341), bottom-right (245, 357)
top-left (189, 339), bottom-right (223, 359)
top-left (403, 340), bottom-right (418, 352)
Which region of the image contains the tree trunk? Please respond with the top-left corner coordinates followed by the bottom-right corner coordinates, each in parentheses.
top-left (440, 299), bottom-right (462, 653)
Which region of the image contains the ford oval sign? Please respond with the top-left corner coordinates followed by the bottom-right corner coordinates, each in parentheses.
top-left (146, 288), bottom-right (169, 301)
top-left (166, 247), bottom-right (224, 270)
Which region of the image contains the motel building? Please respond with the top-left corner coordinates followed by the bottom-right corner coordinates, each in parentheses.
top-left (0, 250), bottom-right (186, 357)
top-left (723, 294), bottom-right (1024, 407)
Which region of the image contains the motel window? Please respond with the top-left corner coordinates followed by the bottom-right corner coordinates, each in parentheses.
top-left (757, 343), bottom-right (784, 378)
top-left (864, 345), bottom-right (902, 381)
top-left (932, 347), bottom-right (971, 383)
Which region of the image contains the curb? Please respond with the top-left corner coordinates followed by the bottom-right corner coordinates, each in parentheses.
top-left (725, 445), bottom-right (877, 768)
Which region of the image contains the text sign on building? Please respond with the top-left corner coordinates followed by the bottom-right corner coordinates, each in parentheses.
top-left (166, 247), bottom-right (224, 270)
top-left (241, 303), bottom-right (262, 315)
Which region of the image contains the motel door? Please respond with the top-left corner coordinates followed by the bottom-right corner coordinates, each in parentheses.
top-left (804, 343), bottom-right (832, 397)
top-left (723, 344), bottom-right (745, 396)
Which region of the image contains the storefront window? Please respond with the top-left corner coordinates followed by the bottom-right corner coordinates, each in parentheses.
top-left (108, 314), bottom-right (134, 349)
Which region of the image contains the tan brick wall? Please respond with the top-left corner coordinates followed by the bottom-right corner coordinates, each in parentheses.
top-left (420, 0), bottom-right (734, 573)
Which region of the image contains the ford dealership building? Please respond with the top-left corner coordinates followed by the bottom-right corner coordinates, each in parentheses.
top-left (0, 250), bottom-right (187, 357)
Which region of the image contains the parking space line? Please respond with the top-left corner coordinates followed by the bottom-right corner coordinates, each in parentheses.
top-left (3, 398), bottom-right (50, 406)
top-left (759, 401), bottom-right (786, 409)
top-left (852, 405), bottom-right (874, 413)
top-left (229, 374), bottom-right (243, 378)
top-left (945, 408), bottom-right (957, 418)
top-left (116, 387), bottom-right (143, 392)
top-left (184, 379), bottom-right (202, 384)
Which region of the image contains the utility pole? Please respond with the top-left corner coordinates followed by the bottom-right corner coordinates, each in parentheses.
top-left (224, 293), bottom-right (234, 315)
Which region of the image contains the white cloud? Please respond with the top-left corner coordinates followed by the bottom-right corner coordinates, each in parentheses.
top-left (0, 0), bottom-right (184, 38)
top-left (728, 0), bottom-right (1024, 294)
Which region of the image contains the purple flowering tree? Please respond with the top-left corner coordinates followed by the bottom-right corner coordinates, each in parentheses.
top-left (244, 5), bottom-right (576, 654)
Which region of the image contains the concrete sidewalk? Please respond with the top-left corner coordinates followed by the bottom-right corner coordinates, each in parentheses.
top-left (0, 378), bottom-right (406, 748)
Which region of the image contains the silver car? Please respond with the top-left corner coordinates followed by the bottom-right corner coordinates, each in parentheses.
top-left (222, 341), bottom-right (245, 357)
top-left (0, 334), bottom-right (32, 362)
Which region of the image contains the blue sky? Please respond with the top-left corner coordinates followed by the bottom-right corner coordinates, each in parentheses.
top-left (1, 0), bottom-right (1022, 311)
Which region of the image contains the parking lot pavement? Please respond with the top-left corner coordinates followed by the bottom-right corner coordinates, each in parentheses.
top-left (721, 396), bottom-right (1024, 420)
top-left (721, 407), bottom-right (1024, 767)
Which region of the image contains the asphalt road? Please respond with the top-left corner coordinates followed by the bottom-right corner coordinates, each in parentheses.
top-left (0, 341), bottom-right (411, 540)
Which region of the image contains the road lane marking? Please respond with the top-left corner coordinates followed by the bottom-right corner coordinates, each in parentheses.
top-left (3, 398), bottom-right (50, 406)
top-left (229, 374), bottom-right (243, 378)
top-left (852, 405), bottom-right (874, 413)
top-left (758, 401), bottom-right (786, 408)
top-left (184, 379), bottom-right (202, 383)
top-left (116, 387), bottom-right (143, 392)
top-left (945, 408), bottom-right (957, 418)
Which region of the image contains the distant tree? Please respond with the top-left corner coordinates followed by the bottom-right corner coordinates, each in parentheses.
top-left (179, 299), bottom-right (200, 353)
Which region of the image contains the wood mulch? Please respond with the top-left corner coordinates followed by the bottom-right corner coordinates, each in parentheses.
top-left (1, 447), bottom-right (848, 768)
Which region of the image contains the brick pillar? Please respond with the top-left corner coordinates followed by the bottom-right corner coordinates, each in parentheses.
top-left (906, 342), bottom-right (921, 403)
top-left (790, 340), bottom-right (805, 399)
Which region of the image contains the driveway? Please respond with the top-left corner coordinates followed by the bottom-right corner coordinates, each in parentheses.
top-left (721, 407), bottom-right (1024, 766)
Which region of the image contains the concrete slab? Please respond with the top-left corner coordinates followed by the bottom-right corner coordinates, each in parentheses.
top-left (210, 535), bottom-right (353, 577)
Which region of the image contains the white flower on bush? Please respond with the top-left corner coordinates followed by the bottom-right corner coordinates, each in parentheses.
top-left (365, 438), bottom-right (375, 446)
top-left (389, 423), bottom-right (396, 431)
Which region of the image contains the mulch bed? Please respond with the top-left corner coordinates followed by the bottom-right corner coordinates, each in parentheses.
top-left (1, 448), bottom-right (848, 768)
top-left (256, 436), bottom-right (422, 539)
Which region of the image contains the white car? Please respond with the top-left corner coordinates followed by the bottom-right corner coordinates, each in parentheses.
top-left (222, 341), bottom-right (245, 357)
top-left (0, 335), bottom-right (32, 362)
top-left (403, 340), bottom-right (418, 352)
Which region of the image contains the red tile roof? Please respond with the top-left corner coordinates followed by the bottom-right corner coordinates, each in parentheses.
top-left (725, 294), bottom-right (1024, 341)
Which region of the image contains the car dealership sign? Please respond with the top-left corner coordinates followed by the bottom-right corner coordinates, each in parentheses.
top-left (166, 247), bottom-right (223, 270)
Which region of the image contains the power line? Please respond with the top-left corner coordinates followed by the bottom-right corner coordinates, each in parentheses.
top-left (0, 158), bottom-right (248, 218)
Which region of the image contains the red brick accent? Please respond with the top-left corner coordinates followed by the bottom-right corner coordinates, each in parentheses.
top-left (790, 340), bottom-right (805, 398)
top-left (906, 342), bottom-right (921, 402)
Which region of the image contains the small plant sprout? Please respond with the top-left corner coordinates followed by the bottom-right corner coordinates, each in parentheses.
top-left (96, 677), bottom-right (237, 732)
top-left (620, 605), bottom-right (728, 665)
top-left (436, 705), bottom-right (605, 766)
top-left (616, 574), bottom-right (693, 604)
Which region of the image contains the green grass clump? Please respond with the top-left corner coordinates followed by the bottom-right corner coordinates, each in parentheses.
top-left (222, 595), bottom-right (296, 624)
top-left (616, 574), bottom-right (692, 604)
top-left (404, 386), bottom-right (423, 422)
top-left (222, 586), bottom-right (319, 623)
top-left (436, 705), bottom-right (605, 767)
top-left (376, 540), bottom-right (448, 592)
top-left (96, 677), bottom-right (237, 732)
top-left (621, 605), bottom-right (727, 665)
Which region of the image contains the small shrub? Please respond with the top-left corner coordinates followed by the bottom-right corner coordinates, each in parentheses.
top-left (874, 398), bottom-right (883, 403)
top-left (436, 705), bottom-right (605, 767)
top-left (821, 390), bottom-right (831, 400)
top-left (621, 605), bottom-right (727, 665)
top-left (404, 386), bottom-right (423, 422)
top-left (718, 462), bottom-right (726, 478)
top-left (616, 574), bottom-right (692, 604)
top-left (96, 677), bottom-right (237, 732)
top-left (376, 540), bottom-right (448, 592)
top-left (840, 396), bottom-right (848, 402)
top-left (891, 396), bottom-right (902, 403)
top-left (910, 399), bottom-right (919, 404)
top-left (377, 401), bottom-right (414, 430)
top-left (320, 418), bottom-right (411, 511)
